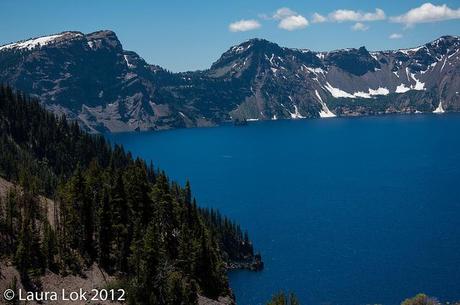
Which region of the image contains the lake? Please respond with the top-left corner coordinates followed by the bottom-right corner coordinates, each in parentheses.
top-left (108, 114), bottom-right (460, 305)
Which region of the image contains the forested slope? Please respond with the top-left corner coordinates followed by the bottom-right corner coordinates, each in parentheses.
top-left (0, 85), bottom-right (259, 304)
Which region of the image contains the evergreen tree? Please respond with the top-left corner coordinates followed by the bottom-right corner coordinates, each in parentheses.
top-left (41, 221), bottom-right (57, 271)
top-left (96, 187), bottom-right (112, 270)
top-left (111, 173), bottom-right (129, 273)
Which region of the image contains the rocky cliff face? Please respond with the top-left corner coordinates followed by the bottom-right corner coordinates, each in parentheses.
top-left (210, 36), bottom-right (460, 119)
top-left (0, 31), bottom-right (459, 132)
top-left (0, 30), bottom-right (188, 132)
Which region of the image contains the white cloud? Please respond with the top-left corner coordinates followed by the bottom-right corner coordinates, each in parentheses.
top-left (329, 8), bottom-right (386, 22)
top-left (279, 15), bottom-right (309, 30)
top-left (351, 22), bottom-right (369, 31)
top-left (273, 7), bottom-right (297, 20)
top-left (389, 33), bottom-right (403, 39)
top-left (272, 7), bottom-right (309, 31)
top-left (258, 13), bottom-right (271, 20)
top-left (312, 13), bottom-right (327, 23)
top-left (229, 19), bottom-right (261, 32)
top-left (390, 3), bottom-right (460, 26)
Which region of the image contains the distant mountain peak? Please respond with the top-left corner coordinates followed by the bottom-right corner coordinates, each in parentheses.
top-left (0, 30), bottom-right (124, 54)
top-left (239, 38), bottom-right (274, 45)
top-left (229, 38), bottom-right (282, 53)
top-left (86, 30), bottom-right (119, 40)
top-left (85, 30), bottom-right (123, 51)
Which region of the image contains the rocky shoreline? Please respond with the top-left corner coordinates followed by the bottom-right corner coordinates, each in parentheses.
top-left (226, 253), bottom-right (264, 272)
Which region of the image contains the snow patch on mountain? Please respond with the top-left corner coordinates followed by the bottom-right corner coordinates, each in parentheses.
top-left (410, 73), bottom-right (425, 90)
top-left (433, 102), bottom-right (445, 113)
top-left (315, 90), bottom-right (336, 118)
top-left (0, 34), bottom-right (66, 51)
top-left (316, 52), bottom-right (325, 60)
top-left (124, 55), bottom-right (135, 68)
top-left (302, 65), bottom-right (326, 74)
top-left (324, 82), bottom-right (355, 98)
top-left (440, 57), bottom-right (448, 72)
top-left (290, 105), bottom-right (306, 119)
top-left (398, 46), bottom-right (425, 55)
top-left (325, 83), bottom-right (390, 99)
top-left (231, 43), bottom-right (252, 54)
top-left (369, 87), bottom-right (390, 96)
top-left (396, 83), bottom-right (411, 93)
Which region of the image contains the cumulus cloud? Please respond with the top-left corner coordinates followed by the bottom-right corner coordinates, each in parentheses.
top-left (351, 22), bottom-right (369, 31)
top-left (329, 8), bottom-right (386, 22)
top-left (389, 33), bottom-right (403, 39)
top-left (390, 3), bottom-right (460, 26)
top-left (228, 19), bottom-right (261, 32)
top-left (273, 7), bottom-right (297, 20)
top-left (310, 8), bottom-right (385, 28)
top-left (312, 13), bottom-right (327, 23)
top-left (272, 7), bottom-right (309, 31)
top-left (279, 15), bottom-right (309, 30)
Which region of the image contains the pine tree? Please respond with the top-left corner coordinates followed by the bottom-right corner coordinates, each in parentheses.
top-left (139, 222), bottom-right (163, 304)
top-left (96, 187), bottom-right (112, 270)
top-left (41, 221), bottom-right (57, 271)
top-left (111, 173), bottom-right (129, 273)
top-left (83, 160), bottom-right (103, 259)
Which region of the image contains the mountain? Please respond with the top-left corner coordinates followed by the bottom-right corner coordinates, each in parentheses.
top-left (0, 30), bottom-right (459, 132)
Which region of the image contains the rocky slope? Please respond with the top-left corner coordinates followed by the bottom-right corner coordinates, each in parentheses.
top-left (0, 30), bottom-right (459, 132)
top-left (0, 260), bottom-right (230, 305)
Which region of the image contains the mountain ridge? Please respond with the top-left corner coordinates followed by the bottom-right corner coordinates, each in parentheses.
top-left (0, 30), bottom-right (459, 132)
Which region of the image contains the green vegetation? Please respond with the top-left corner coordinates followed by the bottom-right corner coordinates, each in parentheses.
top-left (401, 294), bottom-right (441, 305)
top-left (0, 85), bottom-right (256, 304)
top-left (266, 292), bottom-right (300, 305)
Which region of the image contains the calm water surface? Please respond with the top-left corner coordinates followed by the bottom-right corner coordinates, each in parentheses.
top-left (108, 114), bottom-right (460, 305)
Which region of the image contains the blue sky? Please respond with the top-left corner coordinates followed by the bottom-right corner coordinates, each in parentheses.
top-left (1, 0), bottom-right (459, 72)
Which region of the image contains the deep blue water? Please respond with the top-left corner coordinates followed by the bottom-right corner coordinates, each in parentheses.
top-left (108, 114), bottom-right (460, 305)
